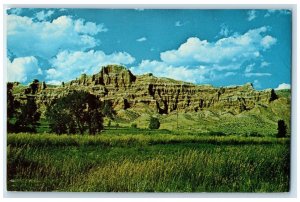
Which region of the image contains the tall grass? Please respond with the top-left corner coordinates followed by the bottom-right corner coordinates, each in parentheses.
top-left (7, 133), bottom-right (290, 192)
top-left (7, 133), bottom-right (289, 148)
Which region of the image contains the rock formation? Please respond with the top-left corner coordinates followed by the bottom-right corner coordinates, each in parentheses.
top-left (12, 65), bottom-right (278, 115)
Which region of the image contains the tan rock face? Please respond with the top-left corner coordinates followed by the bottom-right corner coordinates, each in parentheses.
top-left (15, 65), bottom-right (277, 115)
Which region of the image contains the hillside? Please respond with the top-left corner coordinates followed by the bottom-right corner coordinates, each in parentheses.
top-left (11, 65), bottom-right (291, 136)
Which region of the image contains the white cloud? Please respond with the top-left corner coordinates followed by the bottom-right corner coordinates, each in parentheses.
top-left (218, 23), bottom-right (231, 37)
top-left (46, 50), bottom-right (135, 82)
top-left (130, 60), bottom-right (208, 84)
top-left (74, 19), bottom-right (108, 34)
top-left (275, 83), bottom-right (291, 90)
top-left (264, 9), bottom-right (291, 17)
top-left (47, 80), bottom-right (63, 85)
top-left (245, 72), bottom-right (272, 77)
top-left (261, 35), bottom-right (277, 49)
top-left (253, 79), bottom-right (261, 89)
top-left (160, 27), bottom-right (276, 68)
top-left (7, 56), bottom-right (42, 83)
top-left (260, 61), bottom-right (270, 67)
top-left (131, 27), bottom-right (276, 84)
top-left (224, 72), bottom-right (237, 77)
top-left (245, 64), bottom-right (255, 73)
top-left (7, 15), bottom-right (107, 59)
top-left (136, 37), bottom-right (147, 42)
top-left (35, 10), bottom-right (55, 21)
top-left (247, 10), bottom-right (257, 21)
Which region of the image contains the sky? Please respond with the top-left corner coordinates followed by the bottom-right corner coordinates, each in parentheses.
top-left (6, 8), bottom-right (292, 90)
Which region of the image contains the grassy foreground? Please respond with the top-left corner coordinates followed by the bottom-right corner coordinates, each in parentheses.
top-left (7, 133), bottom-right (290, 192)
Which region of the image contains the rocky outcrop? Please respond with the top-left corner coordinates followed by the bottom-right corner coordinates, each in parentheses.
top-left (13, 65), bottom-right (278, 115)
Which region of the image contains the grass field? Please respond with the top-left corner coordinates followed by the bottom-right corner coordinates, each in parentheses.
top-left (7, 132), bottom-right (290, 192)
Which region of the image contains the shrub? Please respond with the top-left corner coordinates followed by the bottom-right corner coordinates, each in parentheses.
top-left (107, 120), bottom-right (112, 127)
top-left (148, 117), bottom-right (160, 129)
top-left (277, 120), bottom-right (287, 138)
top-left (131, 123), bottom-right (137, 128)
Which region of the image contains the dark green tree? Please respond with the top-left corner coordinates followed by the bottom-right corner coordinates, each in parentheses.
top-left (46, 91), bottom-right (103, 135)
top-left (45, 103), bottom-right (75, 134)
top-left (30, 79), bottom-right (39, 94)
top-left (270, 89), bottom-right (278, 101)
top-left (148, 116), bottom-right (160, 129)
top-left (15, 96), bottom-right (41, 132)
top-left (7, 83), bottom-right (21, 132)
top-left (277, 120), bottom-right (287, 138)
top-left (7, 83), bottom-right (15, 120)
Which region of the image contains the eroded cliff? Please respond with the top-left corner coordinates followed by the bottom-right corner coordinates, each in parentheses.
top-left (13, 65), bottom-right (278, 115)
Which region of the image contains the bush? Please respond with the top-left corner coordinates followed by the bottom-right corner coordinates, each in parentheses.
top-left (148, 117), bottom-right (160, 129)
top-left (131, 123), bottom-right (137, 128)
top-left (107, 120), bottom-right (112, 127)
top-left (277, 120), bottom-right (287, 138)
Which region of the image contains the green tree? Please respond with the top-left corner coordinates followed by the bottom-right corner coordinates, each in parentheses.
top-left (15, 96), bottom-right (41, 132)
top-left (29, 79), bottom-right (39, 94)
top-left (46, 91), bottom-right (103, 135)
top-left (277, 120), bottom-right (287, 138)
top-left (7, 83), bottom-right (21, 132)
top-left (270, 89), bottom-right (278, 101)
top-left (148, 116), bottom-right (160, 129)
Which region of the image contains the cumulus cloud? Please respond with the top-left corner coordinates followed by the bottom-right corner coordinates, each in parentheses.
top-left (46, 50), bottom-right (135, 82)
top-left (35, 10), bottom-right (55, 21)
top-left (247, 10), bottom-right (257, 21)
top-left (130, 60), bottom-right (208, 84)
top-left (7, 56), bottom-right (42, 83)
top-left (132, 27), bottom-right (276, 84)
top-left (136, 37), bottom-right (147, 42)
top-left (7, 14), bottom-right (107, 59)
top-left (261, 35), bottom-right (277, 49)
top-left (160, 27), bottom-right (276, 67)
top-left (275, 83), bottom-right (291, 90)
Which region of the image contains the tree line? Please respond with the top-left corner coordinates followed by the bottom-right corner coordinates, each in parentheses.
top-left (7, 80), bottom-right (161, 135)
top-left (7, 81), bottom-right (116, 135)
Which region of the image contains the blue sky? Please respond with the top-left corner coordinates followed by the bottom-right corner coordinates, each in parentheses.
top-left (6, 8), bottom-right (291, 90)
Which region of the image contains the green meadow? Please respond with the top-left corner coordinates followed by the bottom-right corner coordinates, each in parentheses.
top-left (7, 132), bottom-right (290, 192)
